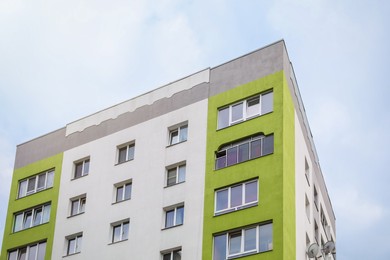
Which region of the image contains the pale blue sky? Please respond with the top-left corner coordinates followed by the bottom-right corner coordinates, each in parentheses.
top-left (0, 0), bottom-right (389, 258)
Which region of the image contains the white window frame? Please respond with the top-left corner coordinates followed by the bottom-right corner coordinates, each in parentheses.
top-left (66, 234), bottom-right (82, 256)
top-left (70, 196), bottom-right (86, 216)
top-left (214, 179), bottom-right (258, 215)
top-left (114, 182), bottom-right (132, 203)
top-left (166, 163), bottom-right (186, 187)
top-left (111, 220), bottom-right (130, 243)
top-left (162, 248), bottom-right (182, 260)
top-left (73, 158), bottom-right (90, 179)
top-left (164, 205), bottom-right (184, 229)
top-left (213, 223), bottom-right (273, 260)
top-left (117, 142), bottom-right (135, 164)
top-left (8, 241), bottom-right (46, 260)
top-left (217, 91), bottom-right (273, 129)
top-left (18, 169), bottom-right (54, 198)
top-left (13, 204), bottom-right (51, 232)
top-left (168, 124), bottom-right (188, 146)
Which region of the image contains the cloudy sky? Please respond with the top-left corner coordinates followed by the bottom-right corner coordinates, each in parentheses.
top-left (0, 0), bottom-right (389, 258)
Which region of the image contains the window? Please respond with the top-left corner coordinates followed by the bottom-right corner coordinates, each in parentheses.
top-left (215, 134), bottom-right (274, 169)
top-left (13, 204), bottom-right (51, 232)
top-left (70, 196), bottom-right (86, 216)
top-left (66, 234), bottom-right (82, 255)
top-left (305, 158), bottom-right (310, 185)
top-left (162, 249), bottom-right (182, 260)
top-left (112, 220), bottom-right (129, 243)
top-left (313, 185), bottom-right (319, 211)
top-left (305, 194), bottom-right (310, 221)
top-left (117, 143), bottom-right (135, 164)
top-left (18, 169), bottom-right (54, 198)
top-left (8, 241), bottom-right (46, 260)
top-left (164, 205), bottom-right (184, 228)
top-left (314, 221), bottom-right (319, 244)
top-left (115, 182), bottom-right (132, 202)
top-left (74, 158), bottom-right (90, 179)
top-left (320, 207), bottom-right (328, 230)
top-left (215, 179), bottom-right (258, 215)
top-left (166, 164), bottom-right (186, 187)
top-left (218, 91), bottom-right (273, 129)
top-left (169, 124), bottom-right (188, 145)
top-left (213, 223), bottom-right (273, 260)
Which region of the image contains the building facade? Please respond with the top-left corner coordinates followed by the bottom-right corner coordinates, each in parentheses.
top-left (1, 40), bottom-right (335, 260)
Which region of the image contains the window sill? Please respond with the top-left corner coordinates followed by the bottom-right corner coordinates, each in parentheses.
top-left (227, 249), bottom-right (272, 259)
top-left (214, 202), bottom-right (258, 216)
top-left (166, 140), bottom-right (187, 148)
top-left (164, 181), bottom-right (185, 189)
top-left (162, 224), bottom-right (183, 231)
top-left (63, 252), bottom-right (81, 258)
top-left (112, 198), bottom-right (131, 205)
top-left (108, 239), bottom-right (128, 245)
top-left (67, 212), bottom-right (85, 219)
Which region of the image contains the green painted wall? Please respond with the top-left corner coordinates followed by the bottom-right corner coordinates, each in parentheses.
top-left (1, 153), bottom-right (63, 260)
top-left (202, 70), bottom-right (296, 259)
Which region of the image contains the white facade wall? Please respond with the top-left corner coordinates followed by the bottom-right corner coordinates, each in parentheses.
top-left (52, 99), bottom-right (208, 259)
top-left (295, 112), bottom-right (336, 260)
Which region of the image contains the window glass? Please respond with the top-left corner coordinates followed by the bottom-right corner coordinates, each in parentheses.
top-left (79, 198), bottom-right (86, 213)
top-left (47, 170), bottom-right (54, 188)
top-left (71, 200), bottom-right (79, 216)
top-left (37, 173), bottom-right (46, 190)
top-left (215, 151), bottom-right (227, 170)
top-left (231, 103), bottom-right (243, 122)
top-left (37, 242), bottom-right (46, 260)
top-left (218, 107), bottom-right (229, 129)
top-left (118, 147), bottom-right (127, 163)
top-left (14, 213), bottom-right (23, 232)
top-left (84, 160), bottom-right (90, 174)
top-left (18, 180), bottom-right (27, 198)
top-left (27, 177), bottom-right (36, 193)
top-left (261, 92), bottom-right (273, 114)
top-left (178, 165), bottom-right (186, 183)
top-left (113, 225), bottom-right (121, 243)
top-left (27, 244), bottom-right (37, 260)
top-left (227, 146), bottom-right (238, 166)
top-left (163, 253), bottom-right (171, 260)
top-left (23, 211), bottom-right (32, 229)
top-left (127, 145), bottom-right (135, 160)
top-left (216, 189), bottom-right (228, 212)
top-left (176, 206), bottom-right (184, 225)
top-left (170, 130), bottom-right (179, 145)
top-left (124, 184), bottom-right (132, 200)
top-left (116, 186), bottom-right (124, 202)
top-left (165, 210), bottom-right (174, 228)
top-left (8, 250), bottom-right (17, 260)
top-left (231, 185), bottom-right (243, 208)
top-left (75, 163), bottom-right (83, 178)
top-left (42, 204), bottom-right (50, 223)
top-left (76, 236), bottom-right (82, 253)
top-left (167, 169), bottom-right (177, 186)
top-left (179, 125), bottom-right (188, 142)
top-left (122, 222), bottom-right (129, 240)
top-left (238, 143), bottom-right (250, 163)
top-left (250, 139), bottom-right (261, 159)
top-left (213, 234), bottom-right (227, 260)
top-left (244, 228), bottom-right (257, 251)
top-left (33, 208), bottom-right (43, 226)
top-left (18, 248), bottom-right (27, 260)
top-left (263, 135), bottom-right (274, 155)
top-left (173, 250), bottom-right (181, 260)
top-left (229, 231), bottom-right (242, 255)
top-left (246, 96), bottom-right (260, 117)
top-left (245, 181), bottom-right (258, 204)
top-left (259, 223), bottom-right (273, 252)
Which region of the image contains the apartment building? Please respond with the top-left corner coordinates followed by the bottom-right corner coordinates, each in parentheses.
top-left (1, 40), bottom-right (336, 260)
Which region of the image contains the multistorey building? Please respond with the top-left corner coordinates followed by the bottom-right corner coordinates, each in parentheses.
top-left (1, 40), bottom-right (335, 260)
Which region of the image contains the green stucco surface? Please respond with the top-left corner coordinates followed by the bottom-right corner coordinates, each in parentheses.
top-left (1, 153), bottom-right (63, 260)
top-left (202, 71), bottom-right (296, 259)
